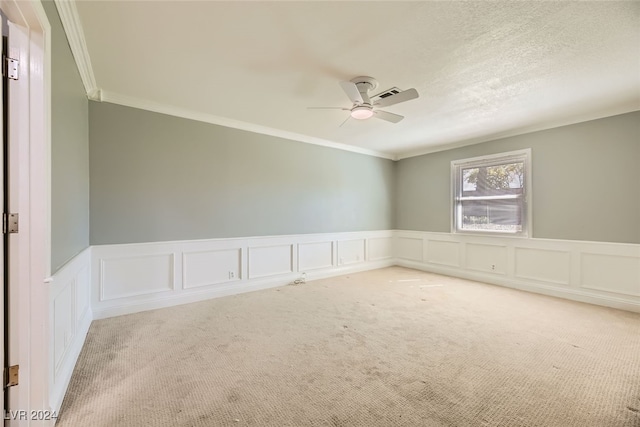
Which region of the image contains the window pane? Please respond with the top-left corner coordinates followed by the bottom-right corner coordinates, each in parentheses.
top-left (461, 199), bottom-right (523, 232)
top-left (462, 162), bottom-right (524, 196)
top-left (462, 167), bottom-right (478, 191)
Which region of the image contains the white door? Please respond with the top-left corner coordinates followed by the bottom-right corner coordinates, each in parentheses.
top-left (0, 2), bottom-right (50, 424)
top-left (5, 18), bottom-right (30, 425)
top-left (0, 14), bottom-right (5, 426)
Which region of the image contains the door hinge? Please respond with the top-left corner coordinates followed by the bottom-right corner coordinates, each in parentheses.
top-left (4, 56), bottom-right (19, 80)
top-left (3, 213), bottom-right (18, 234)
top-left (4, 365), bottom-right (18, 388)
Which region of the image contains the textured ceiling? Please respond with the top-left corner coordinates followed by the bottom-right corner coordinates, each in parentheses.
top-left (73, 1), bottom-right (640, 159)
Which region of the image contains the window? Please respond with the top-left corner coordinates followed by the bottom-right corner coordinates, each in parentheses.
top-left (452, 149), bottom-right (531, 236)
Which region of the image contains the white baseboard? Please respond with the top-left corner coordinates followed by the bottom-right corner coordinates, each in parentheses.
top-left (92, 258), bottom-right (395, 319)
top-left (397, 259), bottom-right (639, 312)
top-left (394, 230), bottom-right (640, 313)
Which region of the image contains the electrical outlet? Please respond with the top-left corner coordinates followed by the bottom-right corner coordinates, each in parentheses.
top-left (229, 271), bottom-right (235, 279)
top-left (491, 264), bottom-right (496, 271)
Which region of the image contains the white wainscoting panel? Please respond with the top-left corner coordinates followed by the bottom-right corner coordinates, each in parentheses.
top-left (76, 265), bottom-right (91, 323)
top-left (515, 248), bottom-right (571, 285)
top-left (337, 239), bottom-right (365, 265)
top-left (427, 240), bottom-right (460, 267)
top-left (581, 253), bottom-right (640, 296)
top-left (183, 248), bottom-right (241, 288)
top-left (298, 241), bottom-right (333, 272)
top-left (396, 236), bottom-right (423, 261)
top-left (49, 247), bottom-right (93, 413)
top-left (368, 237), bottom-right (393, 261)
top-left (248, 244), bottom-right (293, 279)
top-left (394, 231), bottom-right (640, 313)
top-left (92, 231), bottom-right (395, 319)
top-left (466, 243), bottom-right (508, 275)
top-left (100, 253), bottom-right (175, 301)
top-left (53, 284), bottom-right (74, 372)
top-left (88, 229), bottom-right (638, 319)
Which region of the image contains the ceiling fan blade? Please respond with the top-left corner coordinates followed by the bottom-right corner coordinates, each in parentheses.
top-left (374, 88), bottom-right (419, 107)
top-left (339, 81), bottom-right (364, 104)
top-left (374, 110), bottom-right (404, 123)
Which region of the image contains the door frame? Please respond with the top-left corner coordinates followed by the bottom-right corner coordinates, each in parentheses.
top-left (0, 0), bottom-right (50, 424)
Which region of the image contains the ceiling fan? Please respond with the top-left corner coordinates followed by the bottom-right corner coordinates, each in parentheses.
top-left (309, 76), bottom-right (419, 126)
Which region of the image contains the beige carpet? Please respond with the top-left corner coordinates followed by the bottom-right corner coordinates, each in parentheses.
top-left (56, 267), bottom-right (640, 427)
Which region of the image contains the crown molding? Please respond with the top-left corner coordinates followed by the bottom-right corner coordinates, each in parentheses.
top-left (49, 0), bottom-right (393, 160)
top-left (97, 91), bottom-right (396, 160)
top-left (54, 0), bottom-right (98, 98)
top-left (395, 104), bottom-right (640, 160)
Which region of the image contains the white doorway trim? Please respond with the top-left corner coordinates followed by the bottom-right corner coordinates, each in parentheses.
top-left (0, 0), bottom-right (51, 424)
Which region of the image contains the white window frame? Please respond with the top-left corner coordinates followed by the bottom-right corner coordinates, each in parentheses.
top-left (451, 149), bottom-right (532, 237)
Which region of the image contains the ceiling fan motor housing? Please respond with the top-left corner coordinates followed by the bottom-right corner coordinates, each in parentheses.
top-left (351, 76), bottom-right (378, 105)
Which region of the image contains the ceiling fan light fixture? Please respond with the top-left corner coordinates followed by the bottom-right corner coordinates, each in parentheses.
top-left (350, 106), bottom-right (374, 120)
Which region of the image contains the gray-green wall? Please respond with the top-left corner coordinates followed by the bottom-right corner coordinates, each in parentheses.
top-left (89, 102), bottom-right (396, 245)
top-left (46, 12), bottom-right (637, 251)
top-left (43, 1), bottom-right (90, 272)
top-left (396, 111), bottom-right (640, 244)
